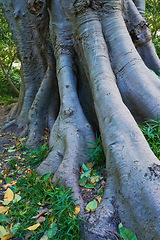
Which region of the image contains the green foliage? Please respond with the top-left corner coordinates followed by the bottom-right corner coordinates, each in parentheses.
top-left (145, 0), bottom-right (160, 58)
top-left (5, 173), bottom-right (81, 240)
top-left (2, 143), bottom-right (81, 240)
top-left (139, 116), bottom-right (160, 160)
top-left (119, 223), bottom-right (138, 240)
top-left (0, 7), bottom-right (15, 66)
top-left (0, 6), bottom-right (21, 99)
top-left (153, 36), bottom-right (160, 59)
top-left (87, 135), bottom-right (106, 168)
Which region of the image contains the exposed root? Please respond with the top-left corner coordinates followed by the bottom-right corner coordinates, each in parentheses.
top-left (26, 67), bottom-right (57, 148)
top-left (125, 0), bottom-right (160, 75)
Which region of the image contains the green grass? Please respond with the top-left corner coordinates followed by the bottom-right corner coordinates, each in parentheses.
top-left (139, 116), bottom-right (160, 160)
top-left (1, 142), bottom-right (81, 240)
top-left (86, 135), bottom-right (105, 169)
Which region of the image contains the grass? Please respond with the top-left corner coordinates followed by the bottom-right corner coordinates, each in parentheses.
top-left (139, 116), bottom-right (160, 160)
top-left (86, 135), bottom-right (106, 169)
top-left (0, 141), bottom-right (81, 240)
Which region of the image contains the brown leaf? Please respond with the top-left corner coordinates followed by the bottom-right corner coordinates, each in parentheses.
top-left (32, 208), bottom-right (48, 219)
top-left (0, 206), bottom-right (9, 214)
top-left (36, 216), bottom-right (46, 223)
top-left (3, 184), bottom-right (12, 190)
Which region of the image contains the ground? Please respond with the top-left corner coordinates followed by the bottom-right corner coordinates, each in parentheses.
top-left (0, 105), bottom-right (19, 172)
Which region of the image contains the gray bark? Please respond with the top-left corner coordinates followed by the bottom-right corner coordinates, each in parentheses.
top-left (1, 0), bottom-right (160, 239)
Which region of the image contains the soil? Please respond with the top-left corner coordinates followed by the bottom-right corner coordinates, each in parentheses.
top-left (0, 105), bottom-right (19, 172)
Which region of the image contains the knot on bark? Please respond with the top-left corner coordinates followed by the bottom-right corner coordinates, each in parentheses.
top-left (129, 21), bottom-right (152, 46)
top-left (27, 0), bottom-right (44, 15)
top-left (64, 108), bottom-right (74, 117)
top-left (147, 163), bottom-right (160, 181)
top-left (73, 0), bottom-right (92, 14)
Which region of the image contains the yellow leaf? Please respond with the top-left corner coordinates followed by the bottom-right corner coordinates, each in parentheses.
top-left (0, 180), bottom-right (2, 184)
top-left (0, 206), bottom-right (9, 214)
top-left (73, 206), bottom-right (80, 215)
top-left (96, 197), bottom-right (102, 204)
top-left (11, 180), bottom-right (17, 186)
top-left (27, 223), bottom-right (40, 231)
top-left (4, 188), bottom-right (14, 202)
top-left (1, 234), bottom-right (14, 240)
top-left (91, 177), bottom-right (95, 184)
top-left (0, 226), bottom-right (7, 238)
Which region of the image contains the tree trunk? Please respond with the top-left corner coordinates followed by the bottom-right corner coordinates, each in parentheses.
top-left (1, 0), bottom-right (160, 239)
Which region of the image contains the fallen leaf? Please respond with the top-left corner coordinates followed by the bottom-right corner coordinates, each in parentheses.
top-left (40, 234), bottom-right (49, 240)
top-left (37, 202), bottom-right (42, 206)
top-left (2, 201), bottom-right (10, 206)
top-left (9, 223), bottom-right (13, 231)
top-left (36, 216), bottom-right (46, 223)
top-left (27, 223), bottom-right (40, 231)
top-left (91, 177), bottom-right (95, 184)
top-left (0, 226), bottom-right (7, 238)
top-left (86, 162), bottom-right (94, 169)
top-left (25, 231), bottom-right (34, 240)
top-left (13, 194), bottom-right (21, 203)
top-left (0, 215), bottom-right (10, 223)
top-left (11, 180), bottom-right (17, 186)
top-left (96, 197), bottom-right (102, 204)
top-left (1, 234), bottom-right (14, 240)
top-left (47, 223), bottom-right (57, 238)
top-left (4, 188), bottom-right (14, 202)
top-left (32, 208), bottom-right (48, 219)
top-left (3, 184), bottom-right (12, 190)
top-left (0, 180), bottom-right (2, 184)
top-left (73, 206), bottom-right (80, 215)
top-left (0, 206), bottom-right (9, 214)
top-left (85, 200), bottom-right (98, 212)
top-left (68, 212), bottom-right (72, 218)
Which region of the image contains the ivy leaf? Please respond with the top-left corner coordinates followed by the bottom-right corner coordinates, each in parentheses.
top-left (79, 176), bottom-right (87, 186)
top-left (84, 183), bottom-right (95, 189)
top-left (85, 200), bottom-right (98, 212)
top-left (81, 170), bottom-right (91, 179)
top-left (119, 223), bottom-right (138, 240)
top-left (82, 163), bottom-right (90, 172)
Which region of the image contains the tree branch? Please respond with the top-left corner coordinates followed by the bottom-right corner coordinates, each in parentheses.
top-left (0, 58), bottom-right (19, 95)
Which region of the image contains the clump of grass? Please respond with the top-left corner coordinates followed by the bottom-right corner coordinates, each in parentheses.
top-left (87, 135), bottom-right (105, 168)
top-left (139, 116), bottom-right (160, 160)
top-left (7, 172), bottom-right (81, 240)
top-left (1, 143), bottom-right (81, 240)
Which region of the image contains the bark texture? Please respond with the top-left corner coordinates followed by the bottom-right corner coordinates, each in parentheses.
top-left (1, 0), bottom-right (160, 239)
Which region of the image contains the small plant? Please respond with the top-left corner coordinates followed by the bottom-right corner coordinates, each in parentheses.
top-left (87, 135), bottom-right (106, 168)
top-left (139, 116), bottom-right (160, 160)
